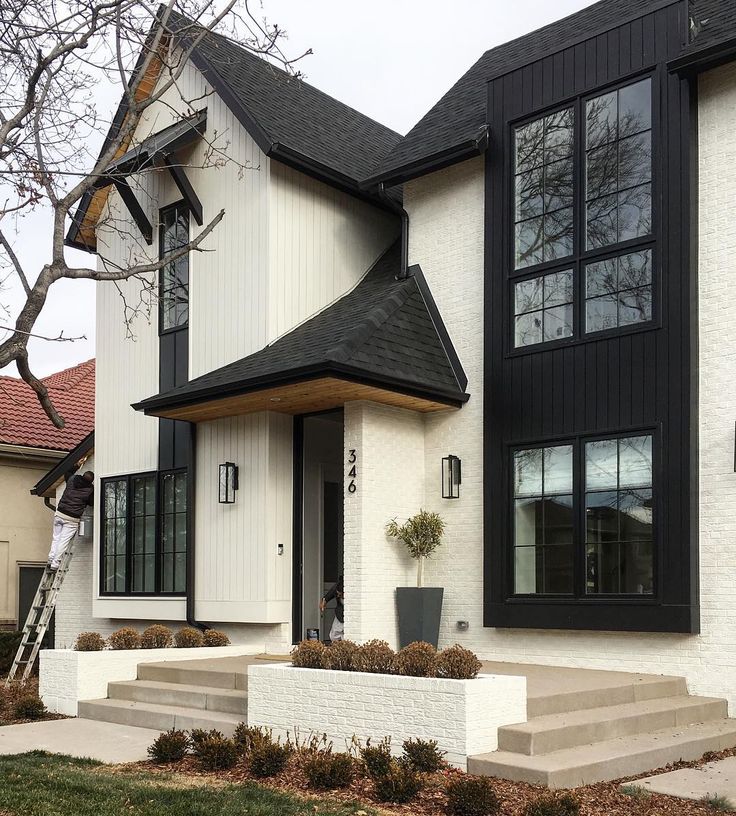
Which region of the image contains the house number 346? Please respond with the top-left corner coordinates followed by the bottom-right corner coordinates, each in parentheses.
top-left (347, 449), bottom-right (357, 493)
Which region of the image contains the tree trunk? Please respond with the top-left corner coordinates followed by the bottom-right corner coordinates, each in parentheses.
top-left (417, 557), bottom-right (424, 588)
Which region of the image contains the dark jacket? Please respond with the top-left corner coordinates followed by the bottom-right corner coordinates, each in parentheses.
top-left (323, 575), bottom-right (344, 623)
top-left (57, 472), bottom-right (94, 519)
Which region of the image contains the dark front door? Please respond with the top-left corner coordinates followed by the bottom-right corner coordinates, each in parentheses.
top-left (18, 566), bottom-right (54, 647)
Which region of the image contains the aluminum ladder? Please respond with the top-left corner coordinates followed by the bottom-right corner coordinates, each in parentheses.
top-left (5, 540), bottom-right (75, 685)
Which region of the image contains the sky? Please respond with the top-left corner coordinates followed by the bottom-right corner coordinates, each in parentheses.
top-left (0, 0), bottom-right (596, 378)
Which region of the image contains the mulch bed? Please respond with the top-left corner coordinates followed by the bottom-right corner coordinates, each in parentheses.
top-left (121, 744), bottom-right (736, 815)
top-left (0, 675), bottom-right (65, 726)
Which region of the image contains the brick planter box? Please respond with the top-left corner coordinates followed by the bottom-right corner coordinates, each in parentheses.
top-left (247, 665), bottom-right (527, 769)
top-left (40, 645), bottom-right (260, 715)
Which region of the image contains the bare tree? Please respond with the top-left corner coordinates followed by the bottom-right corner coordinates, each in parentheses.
top-left (0, 0), bottom-right (307, 426)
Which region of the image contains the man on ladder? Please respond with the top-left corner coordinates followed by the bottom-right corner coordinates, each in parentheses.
top-left (47, 465), bottom-right (94, 570)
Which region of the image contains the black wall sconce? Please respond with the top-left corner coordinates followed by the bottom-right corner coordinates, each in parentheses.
top-left (218, 462), bottom-right (239, 504)
top-left (442, 454), bottom-right (462, 499)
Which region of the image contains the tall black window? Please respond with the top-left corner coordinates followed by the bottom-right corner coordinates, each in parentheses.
top-left (159, 204), bottom-right (189, 332)
top-left (101, 471), bottom-right (187, 595)
top-left (511, 77), bottom-right (654, 349)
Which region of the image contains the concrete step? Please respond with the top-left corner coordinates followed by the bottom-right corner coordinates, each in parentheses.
top-left (528, 674), bottom-right (687, 718)
top-left (499, 695), bottom-right (728, 755)
top-left (78, 698), bottom-right (246, 735)
top-left (137, 662), bottom-right (247, 691)
top-left (469, 718), bottom-right (736, 788)
top-left (108, 680), bottom-right (248, 716)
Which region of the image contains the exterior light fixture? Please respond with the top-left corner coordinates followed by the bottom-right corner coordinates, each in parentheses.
top-left (442, 454), bottom-right (461, 499)
top-left (218, 462), bottom-right (238, 504)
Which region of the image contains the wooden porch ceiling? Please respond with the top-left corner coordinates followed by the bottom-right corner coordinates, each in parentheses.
top-left (144, 377), bottom-right (459, 422)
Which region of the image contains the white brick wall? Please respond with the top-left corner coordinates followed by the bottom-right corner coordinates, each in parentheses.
top-left (247, 664), bottom-right (526, 769)
top-left (392, 62), bottom-right (736, 712)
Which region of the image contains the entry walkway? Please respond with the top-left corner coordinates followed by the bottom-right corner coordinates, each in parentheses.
top-left (624, 755), bottom-right (736, 803)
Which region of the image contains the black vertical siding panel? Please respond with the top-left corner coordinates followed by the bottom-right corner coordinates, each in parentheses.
top-left (574, 43), bottom-right (587, 96)
top-left (619, 22), bottom-right (632, 76)
top-left (607, 27), bottom-right (621, 83)
top-left (642, 13), bottom-right (656, 65)
top-left (608, 341), bottom-right (620, 428)
top-left (630, 18), bottom-right (644, 71)
top-left (596, 35), bottom-right (608, 86)
top-left (542, 55), bottom-right (555, 107)
top-left (629, 334), bottom-right (644, 426)
top-left (619, 335), bottom-right (632, 428)
top-left (553, 51), bottom-right (565, 101)
top-left (532, 61), bottom-right (545, 112)
top-left (586, 39), bottom-right (597, 89)
top-left (596, 341), bottom-right (608, 429)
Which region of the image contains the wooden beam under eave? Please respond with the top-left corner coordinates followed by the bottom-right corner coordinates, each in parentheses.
top-left (164, 156), bottom-right (203, 225)
top-left (113, 180), bottom-right (153, 244)
top-left (143, 377), bottom-right (460, 422)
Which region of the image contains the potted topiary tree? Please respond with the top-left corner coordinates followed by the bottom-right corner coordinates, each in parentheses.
top-left (386, 510), bottom-right (445, 648)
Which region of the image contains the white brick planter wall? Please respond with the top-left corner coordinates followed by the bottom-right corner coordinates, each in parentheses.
top-left (40, 645), bottom-right (259, 715)
top-left (247, 665), bottom-right (526, 769)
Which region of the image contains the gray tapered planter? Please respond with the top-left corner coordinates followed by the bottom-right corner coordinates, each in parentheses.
top-left (396, 587), bottom-right (444, 649)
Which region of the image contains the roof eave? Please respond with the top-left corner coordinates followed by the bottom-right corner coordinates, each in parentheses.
top-left (30, 430), bottom-right (95, 497)
top-left (668, 36), bottom-right (736, 74)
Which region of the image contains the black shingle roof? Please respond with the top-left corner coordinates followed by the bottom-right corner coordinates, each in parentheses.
top-left (681, 0), bottom-right (736, 56)
top-left (133, 242), bottom-right (468, 414)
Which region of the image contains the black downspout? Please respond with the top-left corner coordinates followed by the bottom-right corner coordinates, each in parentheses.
top-left (378, 183), bottom-right (409, 279)
top-left (43, 497), bottom-right (56, 512)
top-left (185, 421), bottom-right (207, 630)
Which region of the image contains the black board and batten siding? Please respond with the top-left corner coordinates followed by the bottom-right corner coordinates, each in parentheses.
top-left (483, 1), bottom-right (699, 633)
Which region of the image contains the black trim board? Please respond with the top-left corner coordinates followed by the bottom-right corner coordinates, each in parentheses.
top-left (30, 431), bottom-right (95, 497)
top-left (291, 415), bottom-right (304, 644)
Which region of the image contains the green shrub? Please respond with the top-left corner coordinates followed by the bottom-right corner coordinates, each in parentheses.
top-left (0, 631), bottom-right (23, 673)
top-left (303, 750), bottom-right (354, 790)
top-left (524, 793), bottom-right (581, 816)
top-left (395, 641), bottom-right (437, 677)
top-left (353, 639), bottom-right (395, 674)
top-left (360, 737), bottom-right (393, 779)
top-left (402, 737), bottom-right (445, 772)
top-left (174, 627), bottom-right (205, 648)
top-left (202, 629), bottom-right (230, 647)
top-left (248, 741), bottom-right (292, 778)
top-left (189, 728), bottom-right (223, 756)
top-left (291, 639), bottom-right (327, 669)
top-left (435, 645), bottom-right (482, 680)
top-left (12, 695), bottom-right (46, 721)
top-left (323, 639), bottom-right (358, 671)
top-left (373, 760), bottom-right (422, 804)
top-left (74, 632), bottom-right (106, 651)
top-left (147, 729), bottom-right (189, 763)
top-left (446, 776), bottom-right (500, 816)
top-left (701, 794), bottom-right (735, 812)
top-left (233, 723), bottom-right (271, 755)
top-left (195, 734), bottom-right (239, 770)
top-left (106, 627), bottom-right (141, 650)
top-left (140, 625), bottom-right (173, 649)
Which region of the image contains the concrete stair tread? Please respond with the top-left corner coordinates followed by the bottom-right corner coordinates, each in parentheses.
top-left (110, 680), bottom-right (247, 698)
top-left (470, 718), bottom-right (736, 788)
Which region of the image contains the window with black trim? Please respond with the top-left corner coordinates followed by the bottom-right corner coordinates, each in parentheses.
top-left (101, 470), bottom-right (187, 595)
top-left (159, 203), bottom-right (189, 333)
top-left (512, 433), bottom-right (654, 598)
top-left (511, 76), bottom-right (654, 349)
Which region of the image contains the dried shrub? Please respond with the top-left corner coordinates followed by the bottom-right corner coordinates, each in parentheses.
top-left (233, 723), bottom-right (271, 755)
top-left (106, 627), bottom-right (141, 650)
top-left (0, 631), bottom-right (23, 674)
top-left (373, 759), bottom-right (422, 804)
top-left (303, 750), bottom-right (354, 790)
top-left (402, 737), bottom-right (445, 772)
top-left (446, 776), bottom-right (500, 816)
top-left (435, 645), bottom-right (482, 680)
top-left (195, 734), bottom-right (239, 770)
top-left (323, 639), bottom-right (358, 671)
top-left (74, 632), bottom-right (105, 651)
top-left (202, 629), bottom-right (230, 647)
top-left (140, 625), bottom-right (173, 649)
top-left (13, 695), bottom-right (46, 721)
top-left (291, 639), bottom-right (327, 669)
top-left (189, 728), bottom-right (223, 756)
top-left (174, 627), bottom-right (205, 649)
top-left (395, 641), bottom-right (437, 678)
top-left (360, 737), bottom-right (393, 779)
top-left (353, 639), bottom-right (395, 674)
top-left (147, 729), bottom-right (189, 763)
top-left (248, 740), bottom-right (292, 778)
top-left (524, 793), bottom-right (581, 816)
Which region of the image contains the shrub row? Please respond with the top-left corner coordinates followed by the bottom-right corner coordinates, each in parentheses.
top-left (0, 631), bottom-right (23, 674)
top-left (74, 625), bottom-right (230, 651)
top-left (292, 639), bottom-right (482, 680)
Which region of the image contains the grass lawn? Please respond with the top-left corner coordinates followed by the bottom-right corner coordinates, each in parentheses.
top-left (0, 752), bottom-right (376, 816)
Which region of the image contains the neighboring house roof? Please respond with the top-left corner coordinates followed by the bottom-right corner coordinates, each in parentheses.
top-left (0, 359), bottom-right (95, 452)
top-left (133, 242), bottom-right (468, 417)
top-left (31, 430), bottom-right (95, 498)
top-left (365, 0), bottom-right (736, 187)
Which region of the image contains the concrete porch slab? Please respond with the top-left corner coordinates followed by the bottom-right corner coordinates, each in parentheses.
top-left (624, 756), bottom-right (736, 803)
top-left (0, 718), bottom-right (161, 763)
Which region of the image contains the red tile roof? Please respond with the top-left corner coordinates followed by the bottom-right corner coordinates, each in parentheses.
top-left (0, 359), bottom-right (95, 452)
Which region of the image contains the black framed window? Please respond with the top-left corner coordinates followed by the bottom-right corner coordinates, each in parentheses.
top-left (159, 203), bottom-right (189, 333)
top-left (512, 433), bottom-right (654, 598)
top-left (511, 76), bottom-right (654, 350)
top-left (100, 470), bottom-right (187, 596)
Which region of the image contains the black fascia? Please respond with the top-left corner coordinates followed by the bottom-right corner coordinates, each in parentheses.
top-left (668, 35), bottom-right (736, 74)
top-left (132, 362), bottom-right (470, 416)
top-left (30, 431), bottom-right (95, 497)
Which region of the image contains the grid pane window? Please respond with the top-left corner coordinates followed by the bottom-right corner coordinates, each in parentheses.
top-left (102, 479), bottom-right (127, 593)
top-left (585, 435), bottom-right (654, 595)
top-left (160, 471), bottom-right (188, 594)
top-left (513, 445), bottom-right (574, 595)
top-left (131, 475), bottom-right (156, 593)
top-left (586, 79), bottom-right (652, 249)
top-left (585, 249), bottom-right (653, 333)
top-left (514, 269), bottom-right (573, 347)
top-left (514, 108), bottom-right (575, 269)
top-left (160, 205), bottom-right (189, 331)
